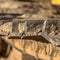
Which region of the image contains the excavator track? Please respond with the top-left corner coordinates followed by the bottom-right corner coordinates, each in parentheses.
top-left (0, 0), bottom-right (60, 60)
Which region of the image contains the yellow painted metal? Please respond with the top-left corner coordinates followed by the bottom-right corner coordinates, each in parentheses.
top-left (51, 0), bottom-right (60, 5)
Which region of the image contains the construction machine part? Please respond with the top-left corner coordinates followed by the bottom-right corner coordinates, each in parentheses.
top-left (51, 0), bottom-right (60, 5)
top-left (0, 0), bottom-right (60, 60)
top-left (52, 0), bottom-right (60, 14)
top-left (0, 19), bottom-right (60, 47)
top-left (0, 18), bottom-right (60, 60)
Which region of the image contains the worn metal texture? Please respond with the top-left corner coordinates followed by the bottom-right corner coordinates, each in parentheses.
top-left (0, 0), bottom-right (60, 60)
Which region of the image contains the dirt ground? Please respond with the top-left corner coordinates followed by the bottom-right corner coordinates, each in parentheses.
top-left (0, 48), bottom-right (23, 60)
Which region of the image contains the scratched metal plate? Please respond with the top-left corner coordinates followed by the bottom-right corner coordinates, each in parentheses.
top-left (0, 19), bottom-right (60, 36)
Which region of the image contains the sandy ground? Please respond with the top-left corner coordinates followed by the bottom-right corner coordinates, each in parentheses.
top-left (0, 48), bottom-right (23, 60)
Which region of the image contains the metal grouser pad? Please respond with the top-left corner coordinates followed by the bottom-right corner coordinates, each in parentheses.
top-left (0, 19), bottom-right (60, 46)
